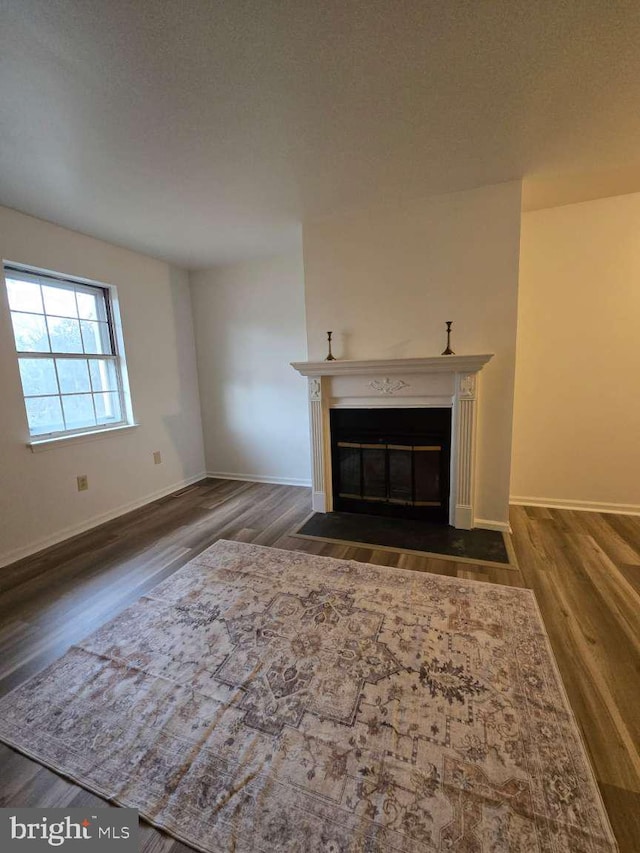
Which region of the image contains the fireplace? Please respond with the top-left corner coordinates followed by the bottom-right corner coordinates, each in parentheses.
top-left (291, 355), bottom-right (493, 529)
top-left (331, 407), bottom-right (451, 522)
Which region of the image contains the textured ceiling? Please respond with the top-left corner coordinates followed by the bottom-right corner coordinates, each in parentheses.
top-left (2, 0), bottom-right (640, 268)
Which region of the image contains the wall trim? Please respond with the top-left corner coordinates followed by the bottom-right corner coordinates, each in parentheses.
top-left (509, 495), bottom-right (640, 516)
top-left (207, 471), bottom-right (312, 488)
top-left (0, 472), bottom-right (208, 569)
top-left (474, 518), bottom-right (512, 533)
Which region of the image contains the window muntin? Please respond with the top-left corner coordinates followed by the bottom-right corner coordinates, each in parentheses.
top-left (5, 266), bottom-right (127, 438)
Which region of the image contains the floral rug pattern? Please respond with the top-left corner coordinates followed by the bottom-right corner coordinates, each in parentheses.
top-left (0, 540), bottom-right (617, 852)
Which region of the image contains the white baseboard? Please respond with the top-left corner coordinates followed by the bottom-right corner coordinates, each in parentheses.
top-left (207, 471), bottom-right (312, 488)
top-left (474, 518), bottom-right (512, 533)
top-left (509, 495), bottom-right (640, 516)
top-left (0, 472), bottom-right (208, 569)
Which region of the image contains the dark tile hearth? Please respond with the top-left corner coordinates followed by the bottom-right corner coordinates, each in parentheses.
top-left (296, 511), bottom-right (511, 564)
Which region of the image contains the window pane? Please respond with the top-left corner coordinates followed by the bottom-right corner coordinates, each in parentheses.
top-left (47, 316), bottom-right (83, 353)
top-left (42, 283), bottom-right (78, 318)
top-left (56, 358), bottom-right (91, 393)
top-left (77, 289), bottom-right (107, 321)
top-left (89, 359), bottom-right (118, 392)
top-left (5, 265), bottom-right (129, 440)
top-left (11, 312), bottom-right (50, 352)
top-left (94, 392), bottom-right (122, 425)
top-left (26, 396), bottom-right (65, 435)
top-left (19, 357), bottom-right (59, 397)
top-left (81, 320), bottom-right (112, 354)
top-left (6, 278), bottom-right (43, 313)
top-left (62, 394), bottom-right (96, 430)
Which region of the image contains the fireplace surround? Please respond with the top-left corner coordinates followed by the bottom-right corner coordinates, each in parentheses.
top-left (291, 355), bottom-right (493, 529)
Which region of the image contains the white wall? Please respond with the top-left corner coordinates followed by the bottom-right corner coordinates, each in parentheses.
top-left (511, 193), bottom-right (640, 513)
top-left (190, 252), bottom-right (310, 486)
top-left (0, 206), bottom-right (205, 566)
top-left (302, 182), bottom-right (523, 526)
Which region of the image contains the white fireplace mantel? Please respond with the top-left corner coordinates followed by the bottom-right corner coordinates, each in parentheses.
top-left (291, 354), bottom-right (493, 529)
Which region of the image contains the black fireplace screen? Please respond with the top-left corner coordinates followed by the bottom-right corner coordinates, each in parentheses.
top-left (338, 441), bottom-right (442, 504)
top-left (330, 408), bottom-right (451, 523)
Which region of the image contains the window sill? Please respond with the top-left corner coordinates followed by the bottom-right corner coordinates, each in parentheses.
top-left (28, 423), bottom-right (140, 453)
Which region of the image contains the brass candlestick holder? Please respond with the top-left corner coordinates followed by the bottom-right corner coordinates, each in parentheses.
top-left (441, 321), bottom-right (455, 355)
top-left (325, 331), bottom-right (336, 361)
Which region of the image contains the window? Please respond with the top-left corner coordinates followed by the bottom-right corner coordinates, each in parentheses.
top-left (4, 264), bottom-right (132, 440)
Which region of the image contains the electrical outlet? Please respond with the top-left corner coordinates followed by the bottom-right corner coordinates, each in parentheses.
top-left (77, 474), bottom-right (89, 491)
top-left (153, 451), bottom-right (162, 465)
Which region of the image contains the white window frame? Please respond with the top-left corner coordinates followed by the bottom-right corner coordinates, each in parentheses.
top-left (3, 262), bottom-right (136, 448)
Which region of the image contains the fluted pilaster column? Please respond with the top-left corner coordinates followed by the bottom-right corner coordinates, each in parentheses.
top-left (308, 377), bottom-right (328, 511)
top-left (453, 373), bottom-right (478, 529)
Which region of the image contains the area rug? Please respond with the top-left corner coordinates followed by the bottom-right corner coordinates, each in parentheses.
top-left (0, 540), bottom-right (617, 852)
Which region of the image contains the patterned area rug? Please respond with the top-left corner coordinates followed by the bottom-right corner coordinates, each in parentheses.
top-left (0, 540), bottom-right (617, 852)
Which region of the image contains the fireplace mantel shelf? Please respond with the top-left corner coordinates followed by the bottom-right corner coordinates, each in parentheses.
top-left (291, 354), bottom-right (494, 377)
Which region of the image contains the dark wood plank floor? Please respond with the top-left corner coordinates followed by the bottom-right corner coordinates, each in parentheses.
top-left (0, 479), bottom-right (638, 852)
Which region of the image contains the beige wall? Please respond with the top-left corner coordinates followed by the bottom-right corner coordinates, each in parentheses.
top-left (511, 193), bottom-right (640, 512)
top-left (190, 253), bottom-right (310, 485)
top-left (0, 206), bottom-right (205, 566)
top-left (303, 181), bottom-right (522, 526)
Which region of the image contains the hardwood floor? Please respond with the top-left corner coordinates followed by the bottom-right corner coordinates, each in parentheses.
top-left (0, 479), bottom-right (638, 852)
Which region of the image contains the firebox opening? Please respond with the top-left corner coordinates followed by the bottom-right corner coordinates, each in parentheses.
top-left (330, 408), bottom-right (451, 523)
